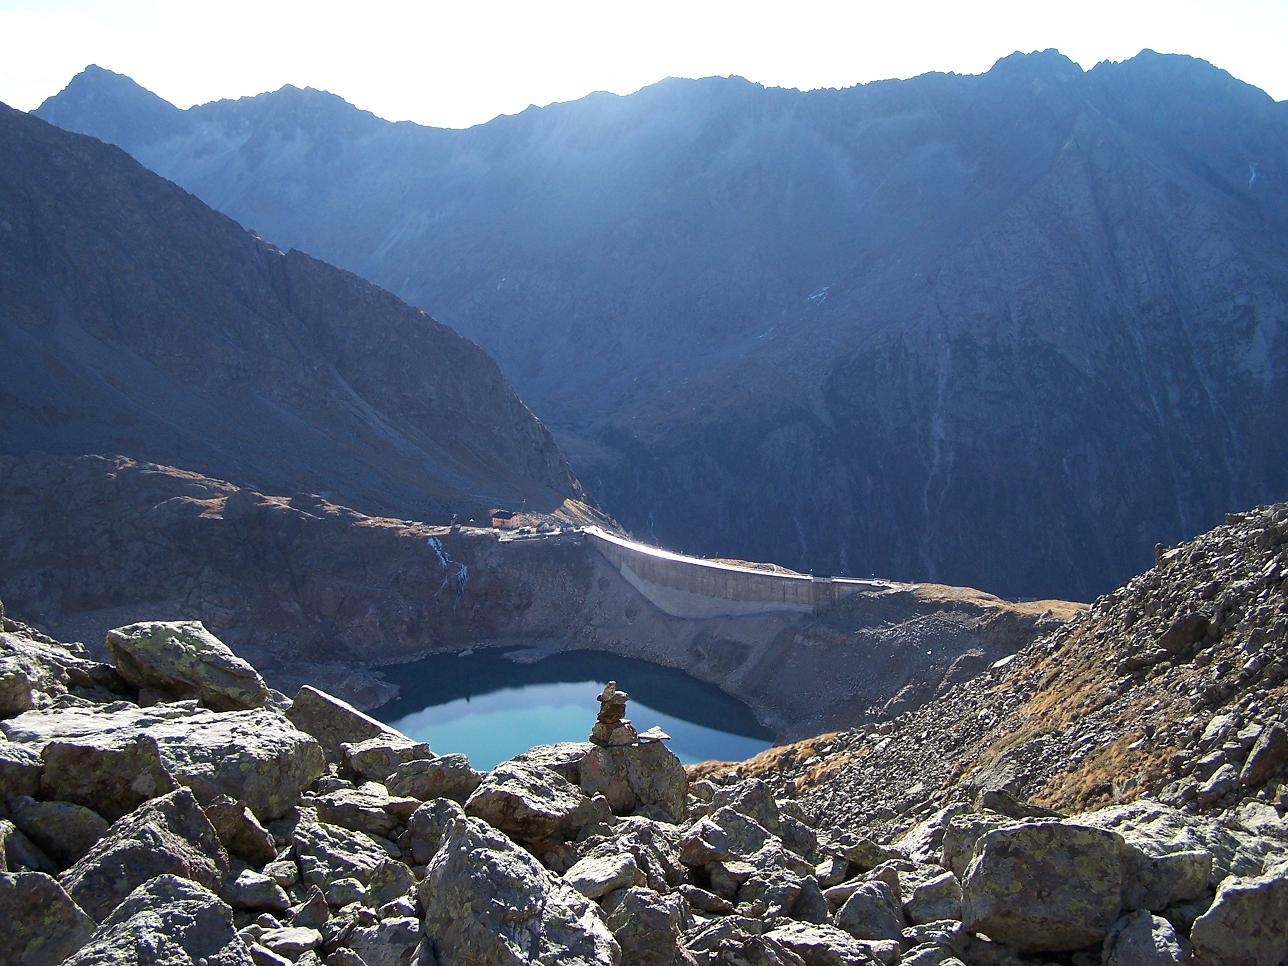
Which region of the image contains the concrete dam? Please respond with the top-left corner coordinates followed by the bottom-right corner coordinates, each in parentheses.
top-left (580, 526), bottom-right (893, 620)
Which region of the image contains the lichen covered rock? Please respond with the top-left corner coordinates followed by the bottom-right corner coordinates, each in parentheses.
top-left (580, 742), bottom-right (688, 822)
top-left (1, 870), bottom-right (95, 965)
top-left (4, 701), bottom-right (324, 819)
top-left (64, 874), bottom-right (250, 965)
top-left (960, 821), bottom-right (1125, 952)
top-left (466, 762), bottom-right (606, 845)
top-left (419, 815), bottom-right (619, 964)
top-left (1190, 860), bottom-right (1288, 966)
top-left (106, 620), bottom-right (269, 710)
top-left (59, 788), bottom-right (229, 922)
top-left (286, 685), bottom-right (407, 762)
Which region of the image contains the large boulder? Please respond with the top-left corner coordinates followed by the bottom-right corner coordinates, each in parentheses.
top-left (105, 620), bottom-right (269, 710)
top-left (59, 788), bottom-right (229, 922)
top-left (465, 762), bottom-right (606, 845)
top-left (903, 869), bottom-right (963, 925)
top-left (343, 734), bottom-right (433, 783)
top-left (1190, 860), bottom-right (1288, 966)
top-left (835, 880), bottom-right (906, 942)
top-left (565, 852), bottom-right (646, 899)
top-left (940, 812), bottom-right (1014, 878)
top-left (223, 868), bottom-right (290, 911)
top-left (286, 685), bottom-right (408, 762)
top-left (387, 753), bottom-right (483, 802)
top-left (7, 796), bottom-right (109, 866)
top-left (678, 806), bottom-right (799, 873)
top-left (408, 797), bottom-right (465, 865)
top-left (64, 874), bottom-right (251, 965)
top-left (0, 737), bottom-right (41, 798)
top-left (0, 629), bottom-right (120, 715)
top-left (508, 742), bottom-right (595, 784)
top-left (960, 821), bottom-right (1125, 953)
top-left (577, 816), bottom-right (689, 891)
top-left (343, 916), bottom-right (423, 966)
top-left (419, 815), bottom-right (620, 964)
top-left (1, 871), bottom-right (96, 965)
top-left (711, 779), bottom-right (782, 832)
top-left (4, 701), bottom-right (325, 819)
top-left (579, 743), bottom-right (687, 822)
top-left (1240, 724), bottom-right (1288, 788)
top-left (684, 917), bottom-right (811, 964)
top-left (292, 812), bottom-right (415, 907)
top-left (1077, 800), bottom-right (1288, 885)
top-left (40, 731), bottom-right (179, 822)
top-left (604, 886), bottom-right (695, 966)
top-left (1102, 910), bottom-right (1192, 966)
top-left (763, 921), bottom-right (883, 965)
top-left (313, 783), bottom-right (420, 838)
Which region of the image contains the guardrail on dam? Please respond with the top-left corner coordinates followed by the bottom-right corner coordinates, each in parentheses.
top-left (582, 526), bottom-right (891, 619)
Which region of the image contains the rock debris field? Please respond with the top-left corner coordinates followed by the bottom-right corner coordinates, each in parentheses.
top-left (1, 507), bottom-right (1287, 964)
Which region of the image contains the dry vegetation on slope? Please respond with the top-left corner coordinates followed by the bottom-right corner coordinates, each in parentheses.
top-left (699, 504), bottom-right (1288, 842)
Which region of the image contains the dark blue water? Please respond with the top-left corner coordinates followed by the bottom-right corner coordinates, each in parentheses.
top-left (375, 649), bottom-right (774, 769)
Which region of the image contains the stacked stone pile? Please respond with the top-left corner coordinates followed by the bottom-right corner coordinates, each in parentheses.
top-left (590, 681), bottom-right (637, 746)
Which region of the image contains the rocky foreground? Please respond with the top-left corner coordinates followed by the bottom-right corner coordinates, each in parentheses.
top-left (2, 571), bottom-right (1286, 965)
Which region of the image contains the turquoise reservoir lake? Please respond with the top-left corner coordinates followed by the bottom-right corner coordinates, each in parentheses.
top-left (375, 649), bottom-right (775, 769)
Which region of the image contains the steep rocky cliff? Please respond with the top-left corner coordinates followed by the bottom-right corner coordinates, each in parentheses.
top-left (34, 52), bottom-right (1288, 598)
top-left (0, 453), bottom-right (1074, 737)
top-left (0, 103), bottom-right (585, 521)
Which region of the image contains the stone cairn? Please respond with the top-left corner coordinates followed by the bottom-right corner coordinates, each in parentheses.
top-left (590, 680), bottom-right (638, 746)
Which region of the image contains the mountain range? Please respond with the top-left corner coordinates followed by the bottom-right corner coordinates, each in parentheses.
top-left (34, 50), bottom-right (1288, 598)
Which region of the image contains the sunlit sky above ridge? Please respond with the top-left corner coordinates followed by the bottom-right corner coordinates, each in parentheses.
top-left (1, 0), bottom-right (1285, 128)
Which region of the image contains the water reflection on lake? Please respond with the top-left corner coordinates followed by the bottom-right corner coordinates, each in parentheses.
top-left (375, 649), bottom-right (774, 769)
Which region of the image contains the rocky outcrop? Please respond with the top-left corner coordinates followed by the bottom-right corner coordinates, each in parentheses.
top-left (286, 686), bottom-right (410, 762)
top-left (59, 787), bottom-right (228, 922)
top-left (465, 762), bottom-right (608, 847)
top-left (4, 701), bottom-right (325, 820)
top-left (105, 620), bottom-right (269, 710)
top-left (1190, 861), bottom-right (1288, 965)
top-left (581, 743), bottom-right (689, 822)
top-left (959, 822), bottom-right (1125, 951)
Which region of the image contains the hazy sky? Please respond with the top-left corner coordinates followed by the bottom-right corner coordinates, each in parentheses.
top-left (2, 0), bottom-right (1285, 128)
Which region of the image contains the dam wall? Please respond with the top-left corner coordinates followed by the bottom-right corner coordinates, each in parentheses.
top-left (584, 527), bottom-right (879, 619)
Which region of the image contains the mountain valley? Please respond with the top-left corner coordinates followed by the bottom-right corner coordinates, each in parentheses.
top-left (34, 51), bottom-right (1288, 599)
top-left (0, 38), bottom-right (1286, 965)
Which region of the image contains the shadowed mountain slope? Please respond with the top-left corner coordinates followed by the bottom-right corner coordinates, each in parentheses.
top-left (36, 53), bottom-right (1288, 597)
top-left (0, 104), bottom-right (586, 519)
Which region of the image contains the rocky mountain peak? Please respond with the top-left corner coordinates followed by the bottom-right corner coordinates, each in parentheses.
top-left (197, 82), bottom-right (387, 139)
top-left (36, 63), bottom-right (184, 145)
top-left (987, 47), bottom-right (1084, 82)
